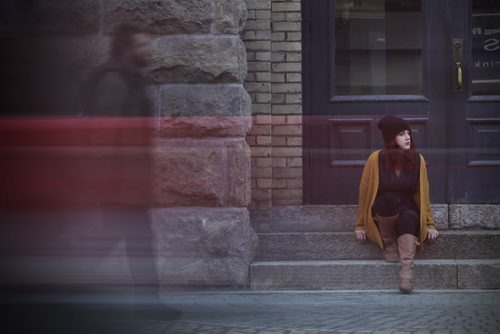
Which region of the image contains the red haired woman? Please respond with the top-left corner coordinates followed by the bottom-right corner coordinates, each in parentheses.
top-left (354, 115), bottom-right (439, 294)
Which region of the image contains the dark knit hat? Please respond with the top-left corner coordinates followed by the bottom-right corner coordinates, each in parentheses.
top-left (377, 115), bottom-right (411, 143)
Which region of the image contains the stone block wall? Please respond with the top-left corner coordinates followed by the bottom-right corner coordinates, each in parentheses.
top-left (1, 0), bottom-right (257, 288)
top-left (244, 0), bottom-right (303, 214)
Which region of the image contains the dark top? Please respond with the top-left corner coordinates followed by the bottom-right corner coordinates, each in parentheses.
top-left (81, 59), bottom-right (153, 207)
top-left (377, 151), bottom-right (420, 212)
top-left (79, 58), bottom-right (152, 117)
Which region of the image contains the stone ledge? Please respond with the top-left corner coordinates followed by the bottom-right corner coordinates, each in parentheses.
top-left (103, 0), bottom-right (213, 35)
top-left (449, 204), bottom-right (500, 229)
top-left (250, 260), bottom-right (460, 290)
top-left (158, 116), bottom-right (252, 138)
top-left (251, 259), bottom-right (500, 290)
top-left (159, 84), bottom-right (251, 116)
top-left (152, 207), bottom-right (258, 287)
top-left (148, 37), bottom-right (247, 84)
top-left (0, 207), bottom-right (258, 288)
top-left (458, 260), bottom-right (500, 289)
top-left (255, 231), bottom-right (500, 261)
top-left (252, 205), bottom-right (449, 233)
top-left (214, 0), bottom-right (248, 34)
top-left (153, 138), bottom-right (250, 207)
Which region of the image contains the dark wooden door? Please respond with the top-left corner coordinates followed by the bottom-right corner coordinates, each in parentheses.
top-left (303, 0), bottom-right (500, 204)
top-left (447, 0), bottom-right (500, 203)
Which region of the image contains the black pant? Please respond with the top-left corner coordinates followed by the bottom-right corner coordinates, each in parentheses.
top-left (99, 206), bottom-right (158, 290)
top-left (372, 192), bottom-right (419, 237)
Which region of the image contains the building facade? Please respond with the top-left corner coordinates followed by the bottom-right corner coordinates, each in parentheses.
top-left (1, 0), bottom-right (500, 289)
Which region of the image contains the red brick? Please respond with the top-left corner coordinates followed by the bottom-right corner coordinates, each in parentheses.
top-left (271, 136), bottom-right (286, 146)
top-left (256, 157), bottom-right (271, 168)
top-left (287, 178), bottom-right (303, 188)
top-left (272, 94), bottom-right (285, 104)
top-left (252, 200), bottom-right (272, 210)
top-left (249, 124), bottom-right (271, 136)
top-left (273, 125), bottom-right (302, 136)
top-left (272, 147), bottom-right (302, 157)
top-left (272, 189), bottom-right (303, 200)
top-left (272, 167), bottom-right (302, 178)
top-left (271, 115), bottom-right (286, 125)
top-left (251, 147), bottom-right (271, 157)
top-left (251, 167), bottom-right (271, 178)
top-left (272, 157), bottom-right (287, 167)
top-left (272, 179), bottom-right (287, 189)
top-left (287, 115), bottom-right (302, 124)
top-left (286, 136), bottom-right (302, 146)
top-left (252, 189), bottom-right (272, 201)
top-left (257, 135), bottom-right (272, 146)
top-left (254, 115), bottom-right (271, 125)
top-left (287, 157), bottom-right (303, 167)
top-left (272, 104), bottom-right (302, 114)
top-left (257, 178), bottom-right (272, 189)
top-left (273, 198), bottom-right (302, 206)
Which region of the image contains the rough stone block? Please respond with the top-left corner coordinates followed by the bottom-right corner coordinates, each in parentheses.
top-left (152, 207), bottom-right (258, 287)
top-left (159, 115), bottom-right (252, 138)
top-left (449, 204), bottom-right (500, 229)
top-left (250, 260), bottom-right (458, 290)
top-left (153, 139), bottom-right (250, 207)
top-left (422, 230), bottom-right (500, 259)
top-left (458, 260), bottom-right (500, 289)
top-left (103, 0), bottom-right (212, 34)
top-left (160, 84), bottom-right (250, 117)
top-left (214, 0), bottom-right (248, 34)
top-left (0, 207), bottom-right (259, 288)
top-left (255, 231), bottom-right (500, 261)
top-left (157, 84), bottom-right (252, 138)
top-left (252, 205), bottom-right (449, 233)
top-left (148, 36), bottom-right (247, 84)
top-left (227, 140), bottom-right (252, 206)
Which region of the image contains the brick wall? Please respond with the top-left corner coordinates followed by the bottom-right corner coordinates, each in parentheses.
top-left (244, 0), bottom-right (303, 211)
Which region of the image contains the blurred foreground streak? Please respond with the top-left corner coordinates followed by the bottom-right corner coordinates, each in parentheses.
top-left (0, 115), bottom-right (257, 290)
top-left (0, 116), bottom-right (154, 289)
top-left (0, 0), bottom-right (257, 292)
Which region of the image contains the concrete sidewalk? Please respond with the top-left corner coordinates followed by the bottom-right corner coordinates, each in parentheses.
top-left (3, 290), bottom-right (500, 333)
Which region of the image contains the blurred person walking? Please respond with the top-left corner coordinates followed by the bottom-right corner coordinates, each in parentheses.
top-left (78, 24), bottom-right (180, 320)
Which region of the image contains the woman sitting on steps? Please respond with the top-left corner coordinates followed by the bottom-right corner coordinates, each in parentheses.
top-left (354, 115), bottom-right (439, 294)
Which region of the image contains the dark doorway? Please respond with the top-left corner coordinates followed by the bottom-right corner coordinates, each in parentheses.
top-left (303, 0), bottom-right (500, 204)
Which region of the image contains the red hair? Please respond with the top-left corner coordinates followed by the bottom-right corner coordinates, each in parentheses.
top-left (381, 136), bottom-right (417, 171)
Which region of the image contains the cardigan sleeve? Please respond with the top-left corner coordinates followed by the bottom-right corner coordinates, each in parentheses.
top-left (420, 155), bottom-right (436, 229)
top-left (354, 165), bottom-right (369, 231)
top-left (355, 152), bottom-right (377, 231)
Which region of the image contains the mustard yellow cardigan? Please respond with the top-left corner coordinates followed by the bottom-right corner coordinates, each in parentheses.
top-left (354, 150), bottom-right (436, 251)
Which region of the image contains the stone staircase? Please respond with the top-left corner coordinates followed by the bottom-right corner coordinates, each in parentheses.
top-left (249, 205), bottom-right (500, 290)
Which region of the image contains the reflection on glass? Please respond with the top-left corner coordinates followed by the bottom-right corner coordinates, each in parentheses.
top-left (335, 0), bottom-right (423, 95)
top-left (472, 0), bottom-right (500, 95)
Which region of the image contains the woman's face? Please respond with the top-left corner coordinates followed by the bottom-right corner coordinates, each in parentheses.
top-left (395, 130), bottom-right (411, 150)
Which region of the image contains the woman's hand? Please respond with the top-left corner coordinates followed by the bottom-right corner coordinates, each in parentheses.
top-left (355, 230), bottom-right (367, 242)
top-left (427, 228), bottom-right (439, 241)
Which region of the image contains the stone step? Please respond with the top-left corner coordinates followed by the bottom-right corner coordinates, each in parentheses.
top-left (250, 259), bottom-right (500, 290)
top-left (251, 205), bottom-right (450, 232)
top-left (256, 230), bottom-right (500, 261)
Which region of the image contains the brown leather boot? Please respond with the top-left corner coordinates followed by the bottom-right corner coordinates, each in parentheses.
top-left (374, 214), bottom-right (399, 262)
top-left (397, 234), bottom-right (417, 294)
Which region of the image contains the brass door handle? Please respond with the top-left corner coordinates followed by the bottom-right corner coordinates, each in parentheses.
top-left (455, 62), bottom-right (463, 90)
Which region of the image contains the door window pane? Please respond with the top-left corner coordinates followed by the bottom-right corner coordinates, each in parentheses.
top-left (335, 0), bottom-right (423, 95)
top-left (472, 0), bottom-right (500, 95)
